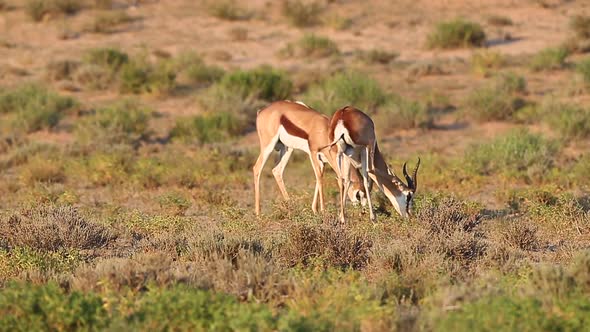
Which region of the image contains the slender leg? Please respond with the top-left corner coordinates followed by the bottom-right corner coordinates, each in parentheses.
top-left (340, 155), bottom-right (352, 224)
top-left (272, 146), bottom-right (294, 200)
top-left (361, 146), bottom-right (375, 222)
top-left (310, 154), bottom-right (325, 213)
top-left (253, 143), bottom-right (275, 216)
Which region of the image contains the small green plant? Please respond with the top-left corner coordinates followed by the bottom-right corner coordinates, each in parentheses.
top-left (529, 47), bottom-right (569, 71)
top-left (45, 59), bottom-right (80, 81)
top-left (427, 18), bottom-right (486, 49)
top-left (120, 59), bottom-right (176, 96)
top-left (281, 34), bottom-right (340, 58)
top-left (169, 112), bottom-right (246, 144)
top-left (158, 191), bottom-right (191, 216)
top-left (207, 0), bottom-right (251, 21)
top-left (357, 49), bottom-right (399, 65)
top-left (174, 52), bottom-right (224, 86)
top-left (302, 70), bottom-right (387, 114)
top-left (282, 0), bottom-right (322, 27)
top-left (75, 100), bottom-right (152, 146)
top-left (465, 73), bottom-right (527, 122)
top-left (218, 66), bottom-right (292, 101)
top-left (465, 129), bottom-right (559, 180)
top-left (542, 101), bottom-right (590, 139)
top-left (374, 96), bottom-right (434, 133)
top-left (19, 156), bottom-right (65, 185)
top-left (470, 50), bottom-right (505, 77)
top-left (86, 10), bottom-right (135, 34)
top-left (0, 84), bottom-right (77, 133)
top-left (576, 57), bottom-right (590, 86)
top-left (85, 47), bottom-right (130, 72)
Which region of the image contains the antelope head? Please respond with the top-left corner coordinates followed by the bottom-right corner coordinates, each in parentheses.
top-left (367, 158), bottom-right (420, 218)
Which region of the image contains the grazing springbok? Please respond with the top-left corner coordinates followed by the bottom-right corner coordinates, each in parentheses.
top-left (325, 106), bottom-right (420, 223)
top-left (253, 101), bottom-right (366, 216)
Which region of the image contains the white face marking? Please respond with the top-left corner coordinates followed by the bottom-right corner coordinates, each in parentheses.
top-left (278, 126), bottom-right (310, 155)
top-left (294, 100), bottom-right (310, 108)
top-left (381, 186), bottom-right (410, 218)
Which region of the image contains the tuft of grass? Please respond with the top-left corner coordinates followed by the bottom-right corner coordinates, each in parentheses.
top-left (158, 191), bottom-right (191, 216)
top-left (169, 112), bottom-right (246, 144)
top-left (207, 0), bottom-right (251, 21)
top-left (174, 52), bottom-right (225, 86)
top-left (470, 50), bottom-right (505, 77)
top-left (529, 47), bottom-right (569, 71)
top-left (302, 70), bottom-right (387, 114)
top-left (282, 0), bottom-right (323, 28)
top-left (45, 59), bottom-right (80, 81)
top-left (542, 101), bottom-right (590, 140)
top-left (280, 34), bottom-right (340, 58)
top-left (427, 18), bottom-right (486, 49)
top-left (19, 156), bottom-right (65, 185)
top-left (465, 129), bottom-right (559, 180)
top-left (374, 95), bottom-right (434, 133)
top-left (25, 0), bottom-right (83, 21)
top-left (86, 10), bottom-right (135, 34)
top-left (75, 100), bottom-right (152, 146)
top-left (119, 59), bottom-right (176, 96)
top-left (0, 84), bottom-right (77, 133)
top-left (217, 66), bottom-right (292, 101)
top-left (570, 15), bottom-right (590, 40)
top-left (465, 72), bottom-right (527, 122)
top-left (576, 57), bottom-right (590, 86)
top-left (84, 47), bottom-right (129, 73)
top-left (357, 49), bottom-right (399, 65)
top-left (25, 0), bottom-right (50, 22)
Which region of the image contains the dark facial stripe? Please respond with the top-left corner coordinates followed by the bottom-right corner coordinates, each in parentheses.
top-left (280, 115), bottom-right (308, 139)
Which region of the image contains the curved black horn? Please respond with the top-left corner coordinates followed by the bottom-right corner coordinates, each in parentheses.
top-left (412, 158), bottom-right (421, 191)
top-left (402, 161), bottom-right (413, 189)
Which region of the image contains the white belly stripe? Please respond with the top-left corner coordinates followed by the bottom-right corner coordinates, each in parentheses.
top-left (278, 126), bottom-right (310, 155)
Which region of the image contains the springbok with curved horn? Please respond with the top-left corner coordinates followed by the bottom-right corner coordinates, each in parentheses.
top-left (325, 106), bottom-right (420, 223)
top-left (253, 101), bottom-right (366, 216)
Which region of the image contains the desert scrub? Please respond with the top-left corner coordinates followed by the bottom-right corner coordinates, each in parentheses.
top-left (76, 47), bottom-right (129, 89)
top-left (0, 84), bottom-right (77, 133)
top-left (465, 73), bottom-right (527, 122)
top-left (45, 59), bottom-right (80, 81)
top-left (84, 47), bottom-right (129, 73)
top-left (25, 0), bottom-right (82, 22)
top-left (169, 112), bottom-right (246, 144)
top-left (281, 0), bottom-right (322, 27)
top-left (217, 66), bottom-right (292, 101)
top-left (119, 58), bottom-right (176, 95)
top-left (356, 49), bottom-right (399, 65)
top-left (302, 70), bottom-right (387, 114)
top-left (541, 101), bottom-right (590, 140)
top-left (529, 47), bottom-right (569, 71)
top-left (567, 15), bottom-right (590, 53)
top-left (85, 10), bottom-right (136, 34)
top-left (75, 100), bottom-right (152, 146)
top-left (470, 50), bottom-right (505, 77)
top-left (427, 18), bottom-right (486, 49)
top-left (576, 57), bottom-right (590, 86)
top-left (18, 155), bottom-right (65, 185)
top-left (487, 15), bottom-right (513, 26)
top-left (174, 51), bottom-right (225, 86)
top-left (280, 34), bottom-right (340, 58)
top-left (374, 95), bottom-right (434, 133)
top-left (207, 0), bottom-right (251, 21)
top-left (465, 129), bottom-right (559, 181)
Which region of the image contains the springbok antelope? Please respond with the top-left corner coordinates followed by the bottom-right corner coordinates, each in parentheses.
top-left (253, 100), bottom-right (366, 216)
top-left (326, 106), bottom-right (420, 223)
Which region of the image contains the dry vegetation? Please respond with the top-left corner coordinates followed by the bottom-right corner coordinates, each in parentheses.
top-left (1, 0), bottom-right (590, 330)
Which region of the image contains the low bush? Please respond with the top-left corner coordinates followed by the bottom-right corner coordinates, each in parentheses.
top-left (174, 51), bottom-right (224, 86)
top-left (529, 47), bottom-right (569, 71)
top-left (217, 66), bottom-right (292, 101)
top-left (45, 59), bottom-right (80, 81)
top-left (119, 59), bottom-right (176, 95)
top-left (85, 10), bottom-right (135, 34)
top-left (0, 84), bottom-right (77, 133)
top-left (576, 57), bottom-right (590, 86)
top-left (302, 70), bottom-right (387, 114)
top-left (374, 95), bottom-right (434, 133)
top-left (487, 15), bottom-right (513, 26)
top-left (84, 47), bottom-right (129, 73)
top-left (465, 73), bottom-right (527, 122)
top-left (542, 101), bottom-right (590, 140)
top-left (570, 15), bottom-right (590, 40)
top-left (357, 49), bottom-right (399, 65)
top-left (75, 100), bottom-right (152, 146)
top-left (207, 0), bottom-right (251, 21)
top-left (169, 112), bottom-right (246, 144)
top-left (281, 0), bottom-right (322, 27)
top-left (427, 18), bottom-right (486, 49)
top-left (280, 34), bottom-right (340, 58)
top-left (470, 51), bottom-right (505, 77)
top-left (18, 156), bottom-right (65, 185)
top-left (465, 129), bottom-right (559, 181)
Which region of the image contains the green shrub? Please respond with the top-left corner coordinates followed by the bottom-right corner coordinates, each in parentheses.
top-left (84, 47), bottom-right (129, 72)
top-left (281, 34), bottom-right (340, 58)
top-left (470, 50), bottom-right (505, 77)
top-left (169, 112), bottom-right (245, 144)
top-left (207, 0), bottom-right (251, 21)
top-left (75, 100), bottom-right (152, 145)
top-left (120, 59), bottom-right (176, 95)
top-left (197, 84), bottom-right (265, 121)
top-left (427, 18), bottom-right (486, 49)
top-left (576, 57), bottom-right (590, 86)
top-left (45, 59), bottom-right (80, 81)
top-left (86, 10), bottom-right (135, 34)
top-left (529, 47), bottom-right (569, 71)
top-left (542, 101), bottom-right (590, 139)
top-left (18, 156), bottom-right (65, 185)
top-left (282, 0), bottom-right (322, 27)
top-left (374, 95), bottom-right (434, 132)
top-left (302, 70), bottom-right (387, 114)
top-left (465, 129), bottom-right (559, 180)
top-left (465, 73), bottom-right (527, 122)
top-left (0, 84), bottom-right (77, 132)
top-left (357, 49), bottom-right (399, 65)
top-left (218, 66), bottom-right (292, 101)
top-left (174, 51), bottom-right (224, 86)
